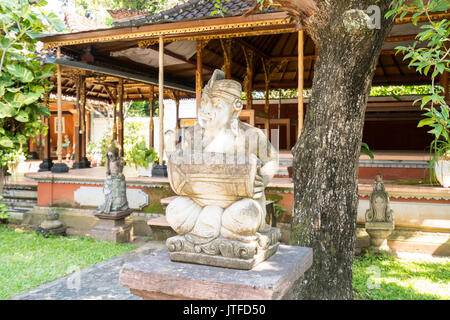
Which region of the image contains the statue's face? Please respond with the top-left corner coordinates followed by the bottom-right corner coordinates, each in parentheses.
top-left (198, 93), bottom-right (232, 130)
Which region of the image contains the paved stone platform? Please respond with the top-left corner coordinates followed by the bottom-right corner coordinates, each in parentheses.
top-left (12, 241), bottom-right (166, 300)
top-left (120, 245), bottom-right (313, 300)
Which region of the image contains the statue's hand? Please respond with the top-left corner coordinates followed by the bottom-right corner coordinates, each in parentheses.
top-left (253, 168), bottom-right (265, 199)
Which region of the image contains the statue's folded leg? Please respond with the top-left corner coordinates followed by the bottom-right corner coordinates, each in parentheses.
top-left (220, 198), bottom-right (264, 242)
top-left (186, 205), bottom-right (223, 245)
top-left (166, 196), bottom-right (202, 234)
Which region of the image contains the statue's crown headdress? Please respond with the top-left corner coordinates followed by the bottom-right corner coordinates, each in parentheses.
top-left (203, 69), bottom-right (243, 115)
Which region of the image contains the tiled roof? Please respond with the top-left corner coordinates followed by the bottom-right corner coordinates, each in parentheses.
top-left (64, 12), bottom-right (107, 32)
top-left (113, 0), bottom-right (271, 27)
top-left (107, 9), bottom-right (151, 21)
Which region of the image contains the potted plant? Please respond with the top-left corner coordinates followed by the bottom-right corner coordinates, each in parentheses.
top-left (126, 141), bottom-right (158, 177)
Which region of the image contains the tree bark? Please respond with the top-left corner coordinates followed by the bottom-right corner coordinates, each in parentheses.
top-left (291, 0), bottom-right (394, 299)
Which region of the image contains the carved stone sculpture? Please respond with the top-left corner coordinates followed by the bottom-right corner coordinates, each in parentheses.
top-left (365, 173), bottom-right (395, 251)
top-left (95, 145), bottom-right (132, 218)
top-left (165, 70), bottom-right (281, 269)
top-left (91, 144), bottom-right (133, 243)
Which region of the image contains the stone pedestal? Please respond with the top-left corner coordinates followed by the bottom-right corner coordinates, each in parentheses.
top-left (365, 221), bottom-right (394, 251)
top-left (38, 158), bottom-right (53, 172)
top-left (166, 226), bottom-right (281, 270)
top-left (151, 164), bottom-right (167, 177)
top-left (36, 211), bottom-right (66, 236)
top-left (91, 209), bottom-right (133, 243)
top-left (120, 245), bottom-right (313, 300)
top-left (51, 162), bottom-right (69, 173)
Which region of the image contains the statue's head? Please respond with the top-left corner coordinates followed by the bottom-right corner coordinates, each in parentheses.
top-left (107, 143), bottom-right (120, 161)
top-left (198, 70), bottom-right (243, 130)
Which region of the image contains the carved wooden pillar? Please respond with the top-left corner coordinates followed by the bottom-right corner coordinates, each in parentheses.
top-left (51, 47), bottom-right (68, 172)
top-left (149, 85), bottom-right (154, 148)
top-left (38, 95), bottom-right (53, 172)
top-left (158, 35), bottom-right (164, 165)
top-left (118, 78), bottom-right (124, 157)
top-left (243, 48), bottom-right (254, 110)
top-left (262, 58), bottom-right (270, 114)
top-left (80, 77), bottom-right (90, 168)
top-left (73, 74), bottom-right (82, 168)
top-left (220, 38), bottom-right (232, 79)
top-left (196, 40), bottom-right (204, 113)
top-left (113, 91), bottom-right (117, 141)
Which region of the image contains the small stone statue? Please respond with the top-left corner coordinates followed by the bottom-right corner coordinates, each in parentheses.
top-left (95, 144), bottom-right (131, 216)
top-left (365, 173), bottom-right (394, 223)
top-left (92, 144), bottom-right (133, 243)
top-left (365, 173), bottom-right (395, 251)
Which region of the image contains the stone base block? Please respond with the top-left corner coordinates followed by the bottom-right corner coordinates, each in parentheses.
top-left (38, 158), bottom-right (53, 172)
top-left (151, 164), bottom-right (168, 177)
top-left (120, 245), bottom-right (313, 300)
top-left (36, 226), bottom-right (67, 237)
top-left (50, 162), bottom-right (69, 173)
top-left (90, 218), bottom-right (133, 243)
top-left (166, 227), bottom-right (281, 270)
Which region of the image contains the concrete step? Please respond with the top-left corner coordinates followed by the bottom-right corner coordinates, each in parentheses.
top-left (2, 184), bottom-right (37, 209)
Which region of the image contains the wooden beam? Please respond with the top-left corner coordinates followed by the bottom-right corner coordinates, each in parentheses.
top-left (298, 29), bottom-right (304, 136)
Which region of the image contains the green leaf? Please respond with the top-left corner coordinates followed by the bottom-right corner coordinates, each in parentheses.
top-left (417, 118), bottom-right (435, 127)
top-left (38, 105), bottom-right (50, 116)
top-left (14, 110), bottom-right (29, 122)
top-left (0, 136), bottom-right (14, 148)
top-left (6, 64), bottom-right (34, 82)
top-left (0, 102), bottom-right (15, 118)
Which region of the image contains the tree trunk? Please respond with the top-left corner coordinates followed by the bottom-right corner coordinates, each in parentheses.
top-left (291, 0), bottom-right (394, 299)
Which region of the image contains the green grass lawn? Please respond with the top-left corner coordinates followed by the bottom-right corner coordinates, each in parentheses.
top-left (353, 251), bottom-right (450, 300)
top-left (0, 225), bottom-right (137, 300)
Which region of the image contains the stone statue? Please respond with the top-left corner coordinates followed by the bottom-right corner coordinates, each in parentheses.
top-left (365, 173), bottom-right (395, 251)
top-left (92, 144), bottom-right (133, 243)
top-left (365, 173), bottom-right (394, 223)
top-left (165, 70), bottom-right (281, 269)
top-left (95, 144), bottom-right (131, 216)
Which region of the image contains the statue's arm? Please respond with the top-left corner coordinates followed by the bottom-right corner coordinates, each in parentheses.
top-left (257, 132), bottom-right (279, 186)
